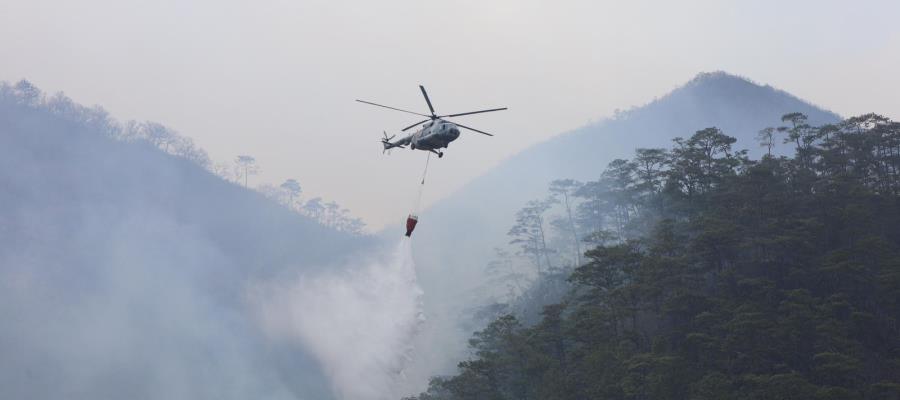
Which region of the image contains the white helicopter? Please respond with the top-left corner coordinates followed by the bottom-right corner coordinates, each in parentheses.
top-left (357, 85), bottom-right (506, 158)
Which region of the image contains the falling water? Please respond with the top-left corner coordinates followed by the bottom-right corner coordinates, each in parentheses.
top-left (255, 238), bottom-right (425, 399)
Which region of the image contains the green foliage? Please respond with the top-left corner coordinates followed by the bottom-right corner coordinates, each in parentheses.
top-left (406, 114), bottom-right (900, 400)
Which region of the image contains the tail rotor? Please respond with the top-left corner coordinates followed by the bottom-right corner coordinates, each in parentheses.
top-left (382, 131), bottom-right (397, 154)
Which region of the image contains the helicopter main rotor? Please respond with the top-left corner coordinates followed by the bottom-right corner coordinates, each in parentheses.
top-left (356, 85), bottom-right (506, 136)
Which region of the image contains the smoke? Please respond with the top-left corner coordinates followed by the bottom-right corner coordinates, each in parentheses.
top-left (0, 91), bottom-right (378, 399)
top-left (254, 238), bottom-right (425, 400)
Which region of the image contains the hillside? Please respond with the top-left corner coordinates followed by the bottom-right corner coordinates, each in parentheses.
top-left (406, 114), bottom-right (900, 400)
top-left (0, 81), bottom-right (371, 399)
top-left (403, 72), bottom-right (843, 385)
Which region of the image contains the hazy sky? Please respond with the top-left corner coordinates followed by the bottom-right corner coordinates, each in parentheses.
top-left (2, 0), bottom-right (898, 229)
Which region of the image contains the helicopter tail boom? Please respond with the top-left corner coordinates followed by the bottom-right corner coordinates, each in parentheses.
top-left (381, 131), bottom-right (411, 154)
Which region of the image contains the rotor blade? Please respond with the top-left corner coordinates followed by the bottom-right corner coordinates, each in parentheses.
top-left (402, 119), bottom-right (430, 131)
top-left (356, 99), bottom-right (431, 118)
top-left (439, 107), bottom-right (508, 118)
top-left (451, 122), bottom-right (494, 136)
top-left (419, 85), bottom-right (436, 116)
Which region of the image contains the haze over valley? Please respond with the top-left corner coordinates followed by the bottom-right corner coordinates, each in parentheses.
top-left (2, 2), bottom-right (900, 399)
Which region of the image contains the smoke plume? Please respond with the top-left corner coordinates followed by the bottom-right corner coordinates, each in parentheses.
top-left (254, 238), bottom-right (425, 400)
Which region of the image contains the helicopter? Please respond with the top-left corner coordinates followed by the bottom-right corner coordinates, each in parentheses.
top-left (357, 85), bottom-right (506, 158)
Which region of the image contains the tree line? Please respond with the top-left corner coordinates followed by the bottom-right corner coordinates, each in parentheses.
top-left (406, 112), bottom-right (900, 400)
top-left (1, 79), bottom-right (366, 235)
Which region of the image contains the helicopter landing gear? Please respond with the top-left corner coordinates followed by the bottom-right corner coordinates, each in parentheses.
top-left (429, 149), bottom-right (443, 158)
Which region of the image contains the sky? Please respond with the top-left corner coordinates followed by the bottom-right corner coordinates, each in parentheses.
top-left (2, 0), bottom-right (899, 229)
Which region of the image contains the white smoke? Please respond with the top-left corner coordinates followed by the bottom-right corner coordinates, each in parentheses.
top-left (253, 238), bottom-right (425, 400)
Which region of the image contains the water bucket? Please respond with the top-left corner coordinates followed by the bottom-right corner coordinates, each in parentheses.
top-left (405, 214), bottom-right (419, 237)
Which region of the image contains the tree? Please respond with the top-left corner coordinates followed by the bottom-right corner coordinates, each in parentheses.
top-left (235, 155), bottom-right (258, 187)
top-left (324, 201), bottom-right (341, 227)
top-left (549, 179), bottom-right (584, 267)
top-left (574, 180), bottom-right (611, 243)
top-left (13, 79), bottom-right (41, 106)
top-left (144, 122), bottom-right (175, 152)
top-left (668, 128), bottom-right (740, 196)
top-left (633, 148), bottom-right (668, 196)
top-left (509, 199), bottom-right (556, 274)
top-left (280, 179), bottom-right (302, 210)
top-left (780, 112), bottom-right (812, 164)
top-left (303, 197), bottom-right (325, 220)
top-left (600, 159), bottom-right (638, 236)
top-left (171, 136), bottom-right (210, 168)
top-left (633, 148), bottom-right (669, 220)
top-left (757, 127), bottom-right (776, 157)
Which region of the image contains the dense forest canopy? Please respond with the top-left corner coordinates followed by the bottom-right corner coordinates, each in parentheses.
top-left (405, 113), bottom-right (900, 400)
top-left (403, 73), bottom-right (842, 387)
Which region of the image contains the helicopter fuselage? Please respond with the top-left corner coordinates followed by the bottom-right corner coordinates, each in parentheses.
top-left (409, 120), bottom-right (460, 150)
top-left (386, 119), bottom-right (460, 152)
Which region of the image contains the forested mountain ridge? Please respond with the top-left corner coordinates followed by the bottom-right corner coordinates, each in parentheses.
top-left (404, 72), bottom-right (843, 385)
top-left (405, 113), bottom-right (900, 400)
top-left (0, 80), bottom-right (371, 399)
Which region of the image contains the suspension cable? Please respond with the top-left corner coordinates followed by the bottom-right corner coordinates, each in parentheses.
top-left (413, 153), bottom-right (431, 214)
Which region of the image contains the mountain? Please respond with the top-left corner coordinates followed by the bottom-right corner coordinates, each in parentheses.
top-left (403, 72), bottom-right (842, 387)
top-left (0, 81), bottom-right (372, 399)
